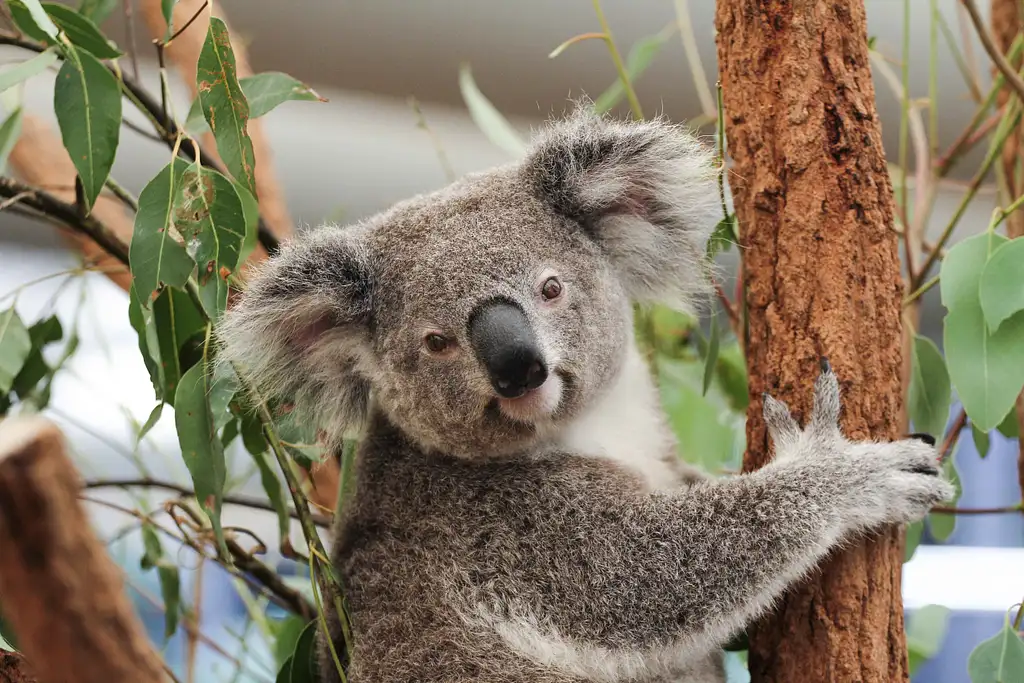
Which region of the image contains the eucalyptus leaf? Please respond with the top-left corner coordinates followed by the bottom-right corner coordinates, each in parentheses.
top-left (137, 403), bottom-right (164, 444)
top-left (161, 0), bottom-right (178, 40)
top-left (53, 44), bottom-right (122, 212)
top-left (0, 49), bottom-right (59, 94)
top-left (907, 604), bottom-right (951, 674)
top-left (973, 423), bottom-right (991, 458)
top-left (940, 233), bottom-right (1007, 313)
top-left (904, 520), bottom-right (923, 562)
top-left (140, 521), bottom-right (181, 641)
top-left (129, 159), bottom-right (195, 306)
top-left (9, 2), bottom-right (121, 58)
top-left (9, 0), bottom-right (59, 40)
top-left (129, 283), bottom-right (205, 402)
top-left (979, 237), bottom-right (1024, 334)
top-left (78, 0), bottom-right (119, 24)
top-left (926, 455), bottom-right (960, 542)
top-left (702, 318), bottom-right (720, 397)
top-left (593, 33), bottom-right (667, 114)
top-left (944, 306), bottom-right (1024, 432)
top-left (967, 619), bottom-right (1024, 683)
top-left (997, 408), bottom-right (1020, 439)
top-left (0, 307), bottom-right (32, 394)
top-left (458, 63), bottom-right (526, 158)
top-left (172, 163), bottom-right (246, 322)
top-left (907, 334), bottom-right (952, 439)
top-left (175, 347), bottom-right (230, 559)
top-left (197, 18), bottom-right (258, 198)
top-left (273, 616), bottom-right (311, 670)
top-left (706, 214), bottom-right (737, 258)
top-left (185, 71), bottom-right (326, 135)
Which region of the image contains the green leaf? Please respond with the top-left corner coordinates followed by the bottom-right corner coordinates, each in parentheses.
top-left (239, 410), bottom-right (289, 543)
top-left (702, 318), bottom-right (720, 397)
top-left (973, 423), bottom-right (991, 458)
top-left (185, 71), bottom-right (326, 135)
top-left (174, 343), bottom-right (230, 559)
top-left (997, 408), bottom-right (1020, 439)
top-left (0, 49), bottom-right (59, 94)
top-left (137, 403), bottom-right (164, 443)
top-left (0, 307), bottom-right (32, 394)
top-left (907, 334), bottom-right (952, 438)
top-left (714, 342), bottom-right (749, 412)
top-left (9, 0), bottom-right (59, 40)
top-left (78, 0), bottom-right (118, 24)
top-left (941, 232), bottom-right (1008, 313)
top-left (706, 214), bottom-right (737, 258)
top-left (593, 33), bottom-right (667, 114)
top-left (272, 616), bottom-right (310, 670)
top-left (128, 284), bottom-right (205, 402)
top-left (277, 620), bottom-right (319, 683)
top-left (11, 314), bottom-right (63, 399)
top-left (129, 159), bottom-right (195, 306)
top-left (968, 619), bottom-right (1024, 683)
top-left (0, 600), bottom-right (17, 651)
top-left (904, 520), bottom-right (923, 562)
top-left (458, 63), bottom-right (526, 158)
top-left (161, 0), bottom-right (178, 40)
top-left (140, 521), bottom-right (181, 641)
top-left (659, 357), bottom-right (742, 473)
top-left (944, 305), bottom-right (1024, 431)
top-left (980, 237), bottom-right (1024, 334)
top-left (926, 454), bottom-right (960, 542)
top-left (53, 44), bottom-right (122, 212)
top-left (907, 604), bottom-right (951, 674)
top-left (10, 2), bottom-right (121, 59)
top-left (234, 180), bottom-right (260, 266)
top-left (173, 163), bottom-right (246, 322)
top-left (196, 17), bottom-right (258, 198)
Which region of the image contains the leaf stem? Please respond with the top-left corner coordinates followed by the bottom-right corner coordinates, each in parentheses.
top-left (591, 0), bottom-right (643, 120)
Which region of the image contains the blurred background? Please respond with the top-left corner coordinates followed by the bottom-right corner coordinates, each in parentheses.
top-left (1, 1), bottom-right (1021, 681)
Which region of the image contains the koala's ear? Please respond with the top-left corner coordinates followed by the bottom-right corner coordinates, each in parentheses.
top-left (524, 108), bottom-right (720, 312)
top-left (215, 225), bottom-right (375, 438)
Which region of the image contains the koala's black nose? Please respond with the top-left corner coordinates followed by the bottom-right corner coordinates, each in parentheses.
top-left (468, 298), bottom-right (548, 399)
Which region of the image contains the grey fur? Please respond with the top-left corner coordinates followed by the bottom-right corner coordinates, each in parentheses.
top-left (215, 108), bottom-right (952, 683)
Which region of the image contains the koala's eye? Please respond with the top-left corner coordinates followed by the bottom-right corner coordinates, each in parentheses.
top-left (423, 333), bottom-right (452, 354)
top-left (540, 276), bottom-right (563, 301)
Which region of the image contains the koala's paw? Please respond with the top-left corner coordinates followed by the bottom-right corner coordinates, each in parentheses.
top-left (763, 357), bottom-right (954, 529)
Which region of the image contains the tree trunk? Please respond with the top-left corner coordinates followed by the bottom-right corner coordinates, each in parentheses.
top-left (715, 2), bottom-right (909, 682)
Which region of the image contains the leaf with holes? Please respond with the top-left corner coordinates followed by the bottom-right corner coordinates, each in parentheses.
top-left (968, 619), bottom-right (1024, 683)
top-left (0, 307), bottom-right (32, 394)
top-left (9, 2), bottom-right (121, 59)
top-left (980, 237), bottom-right (1024, 334)
top-left (908, 334), bottom-right (952, 439)
top-left (197, 17), bottom-right (258, 198)
top-left (53, 44), bottom-right (121, 212)
top-left (173, 163), bottom-right (246, 322)
top-left (458, 63), bottom-right (525, 157)
top-left (593, 32), bottom-right (667, 114)
top-left (130, 159), bottom-right (195, 306)
top-left (175, 344), bottom-right (230, 559)
top-left (140, 521), bottom-right (181, 641)
top-left (185, 71), bottom-right (326, 135)
top-left (0, 49), bottom-right (58, 95)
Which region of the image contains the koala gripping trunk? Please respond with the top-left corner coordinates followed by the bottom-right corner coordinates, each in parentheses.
top-left (715, 2), bottom-right (909, 683)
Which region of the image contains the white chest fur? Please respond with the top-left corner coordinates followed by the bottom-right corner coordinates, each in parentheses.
top-left (557, 341), bottom-right (681, 491)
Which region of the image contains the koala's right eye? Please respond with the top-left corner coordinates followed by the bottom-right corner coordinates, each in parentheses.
top-left (423, 333), bottom-right (453, 355)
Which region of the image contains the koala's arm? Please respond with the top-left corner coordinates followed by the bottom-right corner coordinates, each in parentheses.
top-left (496, 364), bottom-right (952, 664)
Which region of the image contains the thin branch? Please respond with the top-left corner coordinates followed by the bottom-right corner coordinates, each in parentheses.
top-left (930, 504), bottom-right (1022, 514)
top-left (960, 0), bottom-right (1024, 105)
top-left (938, 409), bottom-right (968, 463)
top-left (83, 477), bottom-right (332, 528)
top-left (0, 177), bottom-right (130, 266)
top-left (161, 0), bottom-right (209, 46)
top-left (591, 0), bottom-right (643, 120)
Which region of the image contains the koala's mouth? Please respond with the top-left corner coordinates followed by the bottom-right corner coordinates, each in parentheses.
top-left (490, 370), bottom-right (570, 425)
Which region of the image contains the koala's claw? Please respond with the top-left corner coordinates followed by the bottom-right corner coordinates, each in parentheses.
top-left (908, 432), bottom-right (937, 446)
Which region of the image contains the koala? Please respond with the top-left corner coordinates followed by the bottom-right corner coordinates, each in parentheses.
top-left (216, 108), bottom-right (954, 683)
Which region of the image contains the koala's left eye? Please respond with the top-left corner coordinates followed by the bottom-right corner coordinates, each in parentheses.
top-left (540, 276), bottom-right (563, 301)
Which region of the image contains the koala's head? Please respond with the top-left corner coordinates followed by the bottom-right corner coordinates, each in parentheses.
top-left (216, 109), bottom-right (719, 458)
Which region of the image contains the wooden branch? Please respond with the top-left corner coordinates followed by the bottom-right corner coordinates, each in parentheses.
top-left (962, 0), bottom-right (1024, 108)
top-left (7, 117), bottom-right (133, 292)
top-left (140, 0), bottom-right (296, 247)
top-left (0, 415), bottom-right (166, 683)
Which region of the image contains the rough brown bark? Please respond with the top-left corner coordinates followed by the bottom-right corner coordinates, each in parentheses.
top-left (0, 416), bottom-right (166, 683)
top-left (715, 2), bottom-right (909, 682)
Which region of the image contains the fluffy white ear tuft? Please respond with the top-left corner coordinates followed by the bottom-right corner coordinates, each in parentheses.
top-left (214, 225), bottom-right (376, 444)
top-left (524, 106), bottom-right (721, 313)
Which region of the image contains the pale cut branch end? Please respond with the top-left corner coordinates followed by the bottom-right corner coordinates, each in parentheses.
top-left (0, 415), bottom-right (166, 683)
